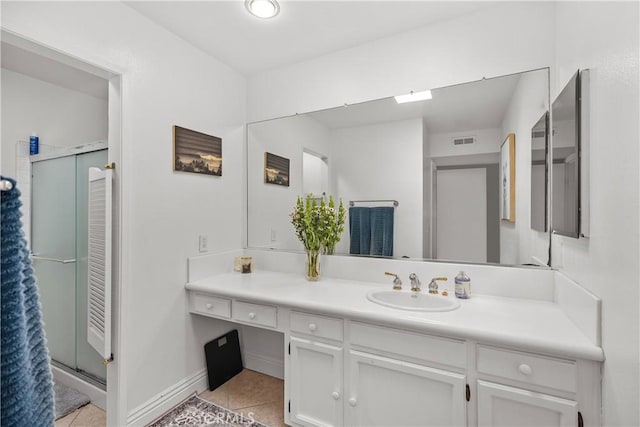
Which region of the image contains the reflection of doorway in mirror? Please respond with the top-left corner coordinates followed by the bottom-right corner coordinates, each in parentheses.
top-left (302, 150), bottom-right (329, 201)
top-left (434, 166), bottom-right (500, 264)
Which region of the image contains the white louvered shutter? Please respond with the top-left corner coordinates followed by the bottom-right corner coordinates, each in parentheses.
top-left (87, 167), bottom-right (112, 360)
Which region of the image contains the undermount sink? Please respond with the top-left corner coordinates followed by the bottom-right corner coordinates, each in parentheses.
top-left (367, 290), bottom-right (461, 312)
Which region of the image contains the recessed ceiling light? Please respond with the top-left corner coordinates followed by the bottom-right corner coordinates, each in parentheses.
top-left (245, 0), bottom-right (280, 19)
top-left (394, 90), bottom-right (433, 104)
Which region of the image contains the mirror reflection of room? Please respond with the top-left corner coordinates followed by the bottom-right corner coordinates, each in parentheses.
top-left (247, 68), bottom-right (550, 267)
top-left (551, 70), bottom-right (581, 238)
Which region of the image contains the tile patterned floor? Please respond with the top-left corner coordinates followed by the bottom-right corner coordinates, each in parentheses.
top-left (55, 404), bottom-right (106, 427)
top-left (54, 369), bottom-right (284, 427)
top-left (200, 369), bottom-right (286, 427)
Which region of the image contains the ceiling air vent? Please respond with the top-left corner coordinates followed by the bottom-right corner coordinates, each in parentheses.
top-left (453, 136), bottom-right (475, 146)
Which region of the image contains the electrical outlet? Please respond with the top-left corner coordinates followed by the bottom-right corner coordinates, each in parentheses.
top-left (270, 229), bottom-right (277, 242)
top-left (199, 235), bottom-right (208, 253)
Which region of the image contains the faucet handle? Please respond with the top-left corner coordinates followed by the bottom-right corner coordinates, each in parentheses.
top-left (428, 277), bottom-right (448, 294)
top-left (385, 272), bottom-right (402, 290)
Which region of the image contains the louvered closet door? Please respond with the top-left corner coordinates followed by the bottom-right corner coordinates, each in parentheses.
top-left (87, 167), bottom-right (112, 361)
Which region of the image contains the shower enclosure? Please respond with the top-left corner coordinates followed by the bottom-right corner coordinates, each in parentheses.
top-left (31, 146), bottom-right (108, 386)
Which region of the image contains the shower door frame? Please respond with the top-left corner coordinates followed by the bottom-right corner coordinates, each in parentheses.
top-left (30, 141), bottom-right (109, 389)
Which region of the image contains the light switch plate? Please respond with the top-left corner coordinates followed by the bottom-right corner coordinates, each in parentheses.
top-left (199, 235), bottom-right (208, 252)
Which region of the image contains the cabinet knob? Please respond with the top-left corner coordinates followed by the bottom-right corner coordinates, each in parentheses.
top-left (205, 303), bottom-right (212, 310)
top-left (348, 397), bottom-right (357, 407)
top-left (518, 364), bottom-right (532, 375)
top-left (308, 323), bottom-right (317, 332)
top-left (332, 391), bottom-right (340, 400)
top-left (248, 312), bottom-right (256, 320)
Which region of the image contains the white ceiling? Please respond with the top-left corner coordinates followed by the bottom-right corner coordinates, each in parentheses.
top-left (125, 1), bottom-right (499, 76)
top-left (308, 71), bottom-right (527, 134)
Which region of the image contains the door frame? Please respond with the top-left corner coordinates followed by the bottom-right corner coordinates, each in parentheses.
top-left (2, 29), bottom-right (127, 426)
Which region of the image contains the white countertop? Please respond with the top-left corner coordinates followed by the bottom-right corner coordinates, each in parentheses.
top-left (186, 269), bottom-right (604, 362)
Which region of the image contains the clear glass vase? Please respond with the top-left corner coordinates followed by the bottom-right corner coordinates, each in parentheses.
top-left (306, 249), bottom-right (320, 281)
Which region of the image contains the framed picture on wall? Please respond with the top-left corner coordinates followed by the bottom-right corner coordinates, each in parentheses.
top-left (264, 152), bottom-right (290, 186)
top-left (500, 133), bottom-right (516, 222)
top-left (173, 125), bottom-right (222, 176)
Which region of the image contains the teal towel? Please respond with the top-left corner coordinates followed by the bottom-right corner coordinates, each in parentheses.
top-left (1, 176), bottom-right (55, 427)
top-left (349, 207), bottom-right (371, 255)
top-left (370, 207), bottom-right (394, 257)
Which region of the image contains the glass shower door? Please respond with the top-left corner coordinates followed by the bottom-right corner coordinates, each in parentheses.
top-left (31, 156), bottom-right (77, 369)
top-left (31, 149), bottom-right (108, 383)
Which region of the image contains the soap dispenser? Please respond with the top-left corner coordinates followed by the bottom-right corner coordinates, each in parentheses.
top-left (454, 271), bottom-right (471, 299)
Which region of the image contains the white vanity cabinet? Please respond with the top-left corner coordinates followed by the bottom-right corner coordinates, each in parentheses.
top-left (185, 274), bottom-right (602, 427)
top-left (345, 322), bottom-right (467, 427)
top-left (475, 345), bottom-right (597, 427)
top-left (477, 380), bottom-right (577, 427)
top-left (347, 350), bottom-right (467, 426)
top-left (288, 312), bottom-right (345, 427)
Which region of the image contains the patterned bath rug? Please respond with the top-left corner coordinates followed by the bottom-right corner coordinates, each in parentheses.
top-left (147, 394), bottom-right (269, 427)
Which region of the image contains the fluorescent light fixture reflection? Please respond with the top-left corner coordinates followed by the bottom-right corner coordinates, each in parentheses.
top-left (394, 90), bottom-right (432, 104)
top-left (245, 0), bottom-right (280, 19)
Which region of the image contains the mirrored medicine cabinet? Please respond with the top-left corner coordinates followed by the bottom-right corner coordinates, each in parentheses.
top-left (247, 68), bottom-right (564, 269)
top-left (551, 70), bottom-right (588, 239)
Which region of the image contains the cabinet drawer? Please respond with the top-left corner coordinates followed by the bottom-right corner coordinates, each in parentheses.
top-left (350, 322), bottom-right (466, 369)
top-left (477, 345), bottom-right (577, 393)
top-left (233, 301), bottom-right (277, 328)
top-left (192, 293), bottom-right (231, 319)
top-left (290, 311), bottom-right (343, 341)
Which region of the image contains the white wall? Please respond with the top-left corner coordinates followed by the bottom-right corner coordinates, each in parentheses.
top-left (500, 69), bottom-right (549, 266)
top-left (247, 2), bottom-right (556, 122)
top-left (247, 114), bottom-right (331, 251)
top-left (552, 2), bottom-right (640, 425)
top-left (330, 119), bottom-right (423, 258)
top-left (2, 2), bottom-right (247, 423)
top-left (428, 128), bottom-right (502, 159)
top-left (1, 68), bottom-right (108, 179)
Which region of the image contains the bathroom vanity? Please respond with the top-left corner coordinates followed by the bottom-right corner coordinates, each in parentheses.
top-left (186, 266), bottom-right (602, 427)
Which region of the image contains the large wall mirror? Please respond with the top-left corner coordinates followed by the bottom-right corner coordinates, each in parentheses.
top-left (247, 68), bottom-right (550, 268)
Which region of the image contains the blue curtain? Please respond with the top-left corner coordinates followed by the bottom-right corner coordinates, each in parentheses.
top-left (1, 176), bottom-right (55, 427)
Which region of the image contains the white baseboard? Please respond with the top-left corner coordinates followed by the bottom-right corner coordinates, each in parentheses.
top-left (126, 369), bottom-right (208, 426)
top-left (51, 365), bottom-right (107, 411)
top-left (244, 351), bottom-right (284, 380)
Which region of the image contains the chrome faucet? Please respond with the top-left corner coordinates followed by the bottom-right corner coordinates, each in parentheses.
top-left (385, 272), bottom-right (402, 290)
top-left (428, 277), bottom-right (448, 294)
top-left (409, 273), bottom-right (421, 292)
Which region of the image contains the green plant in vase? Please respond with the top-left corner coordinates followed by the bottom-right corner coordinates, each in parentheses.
top-left (290, 195), bottom-right (346, 280)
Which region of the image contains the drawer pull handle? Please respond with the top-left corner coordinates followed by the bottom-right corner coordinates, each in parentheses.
top-left (518, 364), bottom-right (532, 375)
top-left (248, 312), bottom-right (256, 320)
top-left (308, 323), bottom-right (317, 332)
top-left (348, 397), bottom-right (357, 407)
top-left (332, 391), bottom-right (340, 400)
top-left (205, 303), bottom-right (213, 310)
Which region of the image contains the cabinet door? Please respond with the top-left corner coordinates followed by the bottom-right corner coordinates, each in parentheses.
top-left (347, 350), bottom-right (466, 427)
top-left (477, 380), bottom-right (577, 427)
top-left (289, 336), bottom-right (343, 426)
